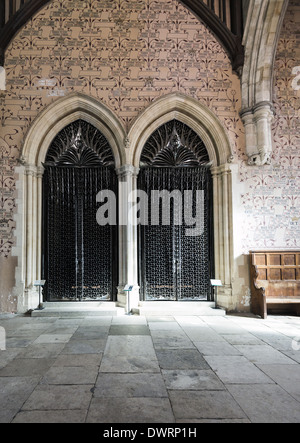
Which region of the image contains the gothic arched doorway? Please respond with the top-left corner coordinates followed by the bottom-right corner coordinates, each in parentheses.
top-left (138, 120), bottom-right (214, 301)
top-left (42, 120), bottom-right (118, 302)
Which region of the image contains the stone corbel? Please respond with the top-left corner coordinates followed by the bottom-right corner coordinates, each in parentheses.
top-left (241, 101), bottom-right (274, 166)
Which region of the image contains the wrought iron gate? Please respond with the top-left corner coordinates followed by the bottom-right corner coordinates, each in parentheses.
top-left (42, 120), bottom-right (117, 302)
top-left (138, 120), bottom-right (214, 301)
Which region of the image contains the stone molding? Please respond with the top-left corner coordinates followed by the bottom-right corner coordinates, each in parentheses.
top-left (13, 92), bottom-right (236, 312)
top-left (240, 101), bottom-right (275, 166)
top-left (21, 92), bottom-right (126, 168)
top-left (129, 93), bottom-right (233, 168)
top-left (241, 0), bottom-right (289, 166)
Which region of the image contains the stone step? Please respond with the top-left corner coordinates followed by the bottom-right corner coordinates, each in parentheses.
top-left (133, 301), bottom-right (226, 317)
top-left (31, 302), bottom-right (124, 318)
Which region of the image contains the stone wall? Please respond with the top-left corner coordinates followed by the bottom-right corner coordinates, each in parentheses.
top-left (0, 0), bottom-right (299, 313)
top-left (237, 0), bottom-right (299, 252)
top-left (0, 0), bottom-right (243, 312)
top-left (231, 0), bottom-right (300, 311)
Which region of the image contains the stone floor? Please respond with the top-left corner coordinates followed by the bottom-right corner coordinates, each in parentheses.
top-left (1, 312), bottom-right (300, 423)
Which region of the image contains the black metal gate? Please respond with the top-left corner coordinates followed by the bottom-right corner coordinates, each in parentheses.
top-left (42, 120), bottom-right (117, 302)
top-left (138, 120), bottom-right (214, 302)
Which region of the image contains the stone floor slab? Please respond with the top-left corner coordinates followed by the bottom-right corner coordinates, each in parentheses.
top-left (151, 330), bottom-right (194, 349)
top-left (169, 390), bottom-right (247, 420)
top-left (162, 369), bottom-right (225, 391)
top-left (194, 341), bottom-right (242, 356)
top-left (0, 358), bottom-right (55, 377)
top-left (235, 344), bottom-right (297, 365)
top-left (227, 384), bottom-right (300, 423)
top-left (95, 373), bottom-right (168, 398)
top-left (108, 325), bottom-right (150, 336)
top-left (0, 313), bottom-right (300, 423)
top-left (6, 338), bottom-right (34, 348)
top-left (18, 343), bottom-right (66, 359)
top-left (100, 335), bottom-right (160, 373)
top-left (111, 316), bottom-right (147, 325)
top-left (62, 339), bottom-right (106, 354)
top-left (156, 349), bottom-right (210, 370)
top-left (33, 334), bottom-right (73, 344)
top-left (257, 364), bottom-right (300, 402)
top-left (0, 409), bottom-right (20, 423)
top-left (0, 349), bottom-right (21, 369)
top-left (53, 353), bottom-right (102, 367)
top-left (86, 397), bottom-right (175, 423)
top-left (100, 354), bottom-right (160, 373)
top-left (0, 376), bottom-right (40, 410)
top-left (41, 366), bottom-right (99, 385)
top-left (148, 321), bottom-right (183, 331)
top-left (22, 384), bottom-right (93, 411)
top-left (12, 409), bottom-right (86, 423)
top-left (221, 334), bottom-right (264, 346)
top-left (204, 355), bottom-right (274, 384)
top-left (71, 327), bottom-right (109, 340)
top-left (180, 326), bottom-right (227, 343)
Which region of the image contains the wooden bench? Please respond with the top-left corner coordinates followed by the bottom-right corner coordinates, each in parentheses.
top-left (250, 250), bottom-right (300, 319)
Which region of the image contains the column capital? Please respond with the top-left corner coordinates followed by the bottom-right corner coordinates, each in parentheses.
top-left (24, 164), bottom-right (38, 177)
top-left (116, 164), bottom-right (140, 179)
top-left (240, 100), bottom-right (275, 166)
top-left (36, 166), bottom-right (45, 178)
top-left (240, 101), bottom-right (275, 120)
top-left (211, 163), bottom-right (232, 177)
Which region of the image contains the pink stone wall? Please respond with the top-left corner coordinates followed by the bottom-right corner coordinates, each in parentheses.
top-left (236, 0), bottom-right (300, 252)
top-left (0, 0), bottom-right (243, 259)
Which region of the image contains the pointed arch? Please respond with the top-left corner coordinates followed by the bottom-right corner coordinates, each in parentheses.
top-left (22, 92), bottom-right (126, 168)
top-left (127, 93), bottom-right (235, 310)
top-left (128, 93), bottom-right (233, 168)
top-left (15, 92), bottom-right (126, 312)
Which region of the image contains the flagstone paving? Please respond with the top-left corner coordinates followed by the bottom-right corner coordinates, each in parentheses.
top-left (1, 313), bottom-right (300, 423)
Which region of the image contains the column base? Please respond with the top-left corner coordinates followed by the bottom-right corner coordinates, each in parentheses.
top-left (17, 287), bottom-right (39, 314)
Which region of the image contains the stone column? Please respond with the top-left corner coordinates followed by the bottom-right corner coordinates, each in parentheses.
top-left (36, 166), bottom-right (44, 283)
top-left (116, 165), bottom-right (140, 312)
top-left (253, 101), bottom-right (274, 164)
top-left (23, 164), bottom-right (40, 310)
top-left (211, 164), bottom-right (234, 310)
top-left (240, 101), bottom-right (274, 166)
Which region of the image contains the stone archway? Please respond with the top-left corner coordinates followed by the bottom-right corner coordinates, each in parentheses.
top-left (14, 93), bottom-right (126, 312)
top-left (123, 93), bottom-right (235, 311)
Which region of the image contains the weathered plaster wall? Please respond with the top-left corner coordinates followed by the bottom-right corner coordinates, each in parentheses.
top-left (0, 0), bottom-right (298, 313)
top-left (232, 0), bottom-right (300, 311)
top-left (0, 0), bottom-right (243, 312)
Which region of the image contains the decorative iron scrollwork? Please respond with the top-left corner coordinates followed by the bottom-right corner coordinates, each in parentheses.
top-left (139, 120), bottom-right (213, 302)
top-left (140, 120), bottom-right (210, 168)
top-left (44, 120), bottom-right (115, 167)
top-left (43, 120), bottom-right (117, 302)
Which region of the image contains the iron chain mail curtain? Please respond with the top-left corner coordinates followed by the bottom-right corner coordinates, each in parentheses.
top-left (42, 120), bottom-right (117, 302)
top-left (138, 120), bottom-right (214, 301)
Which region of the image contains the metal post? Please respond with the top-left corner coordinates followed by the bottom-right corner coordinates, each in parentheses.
top-left (124, 285), bottom-right (133, 315)
top-left (210, 279), bottom-right (223, 310)
top-left (34, 280), bottom-right (46, 310)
